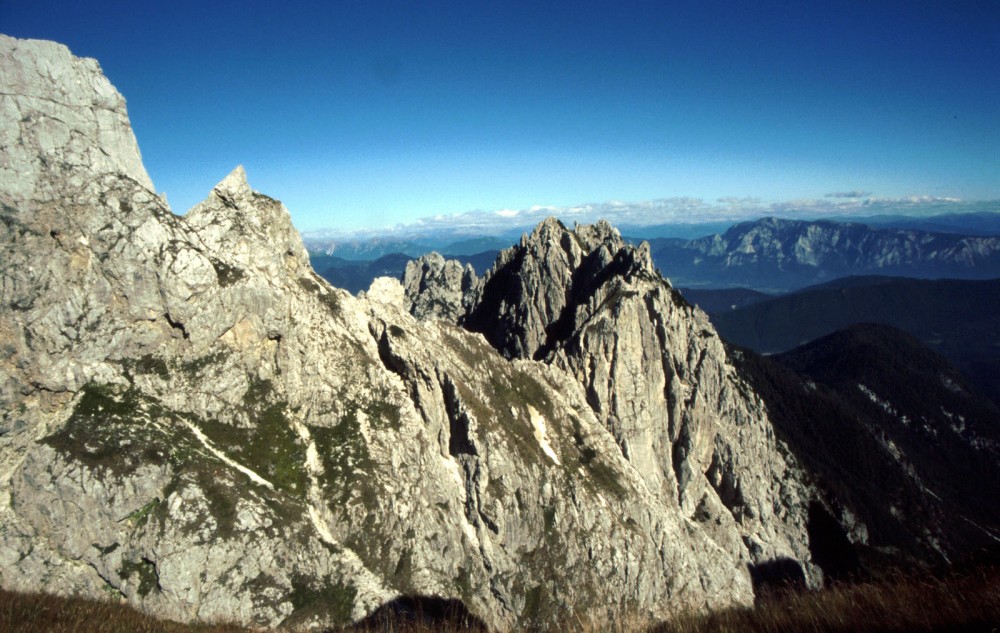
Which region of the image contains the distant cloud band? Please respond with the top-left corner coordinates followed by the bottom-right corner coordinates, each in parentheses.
top-left (305, 194), bottom-right (996, 240)
top-left (825, 190), bottom-right (873, 198)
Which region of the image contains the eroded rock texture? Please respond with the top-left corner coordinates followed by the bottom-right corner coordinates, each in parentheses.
top-left (0, 35), bottom-right (798, 631)
top-left (402, 252), bottom-right (479, 321)
top-left (450, 218), bottom-right (818, 585)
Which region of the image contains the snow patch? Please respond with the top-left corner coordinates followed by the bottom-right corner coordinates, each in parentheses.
top-left (528, 405), bottom-right (561, 465)
top-left (178, 419), bottom-right (274, 490)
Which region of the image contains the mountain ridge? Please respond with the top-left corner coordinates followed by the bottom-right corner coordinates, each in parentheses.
top-left (0, 34), bottom-right (805, 630)
top-left (648, 216), bottom-right (1000, 291)
top-left (3, 33), bottom-right (1000, 632)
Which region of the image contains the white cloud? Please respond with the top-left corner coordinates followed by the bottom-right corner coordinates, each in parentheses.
top-left (825, 190), bottom-right (872, 198)
top-left (303, 194), bottom-right (997, 240)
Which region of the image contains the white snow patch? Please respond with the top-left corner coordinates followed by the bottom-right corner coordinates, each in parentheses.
top-left (308, 505), bottom-right (337, 545)
top-left (179, 419), bottom-right (274, 490)
top-left (528, 405), bottom-right (561, 465)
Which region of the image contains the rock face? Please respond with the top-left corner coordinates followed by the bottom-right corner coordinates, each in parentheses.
top-left (0, 34), bottom-right (153, 208)
top-left (402, 252), bottom-right (479, 321)
top-left (431, 218), bottom-right (819, 584)
top-left (0, 35), bottom-right (806, 631)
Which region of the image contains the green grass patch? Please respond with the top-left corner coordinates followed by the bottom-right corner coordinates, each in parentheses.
top-left (125, 498), bottom-right (160, 529)
top-left (43, 384), bottom-right (164, 476)
top-left (195, 396), bottom-right (309, 499)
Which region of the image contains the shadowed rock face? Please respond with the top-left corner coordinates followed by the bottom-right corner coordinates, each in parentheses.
top-left (422, 217), bottom-right (821, 586)
top-left (0, 34), bottom-right (784, 631)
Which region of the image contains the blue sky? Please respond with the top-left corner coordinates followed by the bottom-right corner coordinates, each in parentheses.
top-left (3, 1), bottom-right (999, 232)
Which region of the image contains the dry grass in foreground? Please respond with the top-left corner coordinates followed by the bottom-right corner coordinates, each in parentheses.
top-left (654, 564), bottom-right (1000, 633)
top-left (0, 589), bottom-right (247, 633)
top-left (3, 564), bottom-right (1000, 633)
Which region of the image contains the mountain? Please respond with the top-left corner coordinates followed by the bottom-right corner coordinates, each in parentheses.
top-left (706, 276), bottom-right (1000, 406)
top-left (409, 219), bottom-right (820, 585)
top-left (405, 218), bottom-right (1000, 576)
top-left (4, 33), bottom-right (1000, 632)
top-left (302, 235), bottom-right (512, 261)
top-left (678, 287), bottom-right (773, 313)
top-left (834, 212), bottom-right (1000, 236)
top-left (310, 251), bottom-right (498, 295)
top-left (647, 217), bottom-right (1000, 292)
top-left (731, 324), bottom-right (1000, 577)
top-left (0, 34), bottom-right (810, 630)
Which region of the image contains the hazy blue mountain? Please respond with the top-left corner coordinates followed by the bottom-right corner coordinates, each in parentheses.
top-left (647, 217), bottom-right (1000, 292)
top-left (620, 220), bottom-right (737, 240)
top-left (311, 250), bottom-right (499, 294)
top-left (678, 287), bottom-right (773, 313)
top-left (835, 212), bottom-right (1000, 236)
top-left (303, 234), bottom-right (512, 260)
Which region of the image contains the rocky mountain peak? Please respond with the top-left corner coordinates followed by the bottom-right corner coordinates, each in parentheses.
top-left (412, 217), bottom-right (819, 583)
top-left (213, 164), bottom-right (253, 202)
top-left (460, 217), bottom-right (660, 360)
top-left (185, 166), bottom-right (310, 278)
top-left (0, 34), bottom-right (153, 207)
top-left (401, 252), bottom-right (478, 321)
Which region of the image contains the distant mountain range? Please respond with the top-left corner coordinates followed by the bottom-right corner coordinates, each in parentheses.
top-left (829, 211), bottom-right (1000, 236)
top-left (648, 217), bottom-right (1000, 292)
top-left (303, 234), bottom-right (513, 261)
top-left (310, 251), bottom-right (498, 294)
top-left (304, 214), bottom-right (1000, 295)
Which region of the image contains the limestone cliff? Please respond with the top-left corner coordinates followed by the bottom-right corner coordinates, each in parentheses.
top-left (0, 35), bottom-right (785, 631)
top-left (402, 252), bottom-right (479, 321)
top-left (424, 218), bottom-right (819, 584)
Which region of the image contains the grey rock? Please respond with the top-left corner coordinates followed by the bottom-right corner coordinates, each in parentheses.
top-left (459, 218), bottom-right (818, 583)
top-left (651, 217), bottom-right (1000, 292)
top-left (402, 252), bottom-right (478, 321)
top-left (0, 34), bottom-right (153, 209)
top-left (0, 34), bottom-right (776, 631)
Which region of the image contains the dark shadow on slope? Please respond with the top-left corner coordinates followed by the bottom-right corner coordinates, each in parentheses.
top-left (748, 558), bottom-right (806, 604)
top-left (345, 596), bottom-right (488, 631)
top-left (807, 500), bottom-right (860, 583)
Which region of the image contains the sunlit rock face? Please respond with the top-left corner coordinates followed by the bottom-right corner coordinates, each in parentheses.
top-left (402, 252), bottom-right (478, 322)
top-left (0, 34), bottom-right (813, 631)
top-left (418, 216), bottom-right (820, 588)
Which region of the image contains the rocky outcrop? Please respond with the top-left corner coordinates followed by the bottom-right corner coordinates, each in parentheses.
top-left (0, 35), bottom-right (788, 631)
top-left (0, 34), bottom-right (153, 209)
top-left (402, 252), bottom-right (478, 321)
top-left (456, 218), bottom-right (818, 584)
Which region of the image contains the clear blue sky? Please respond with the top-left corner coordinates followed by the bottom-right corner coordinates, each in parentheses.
top-left (3, 1), bottom-right (999, 231)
